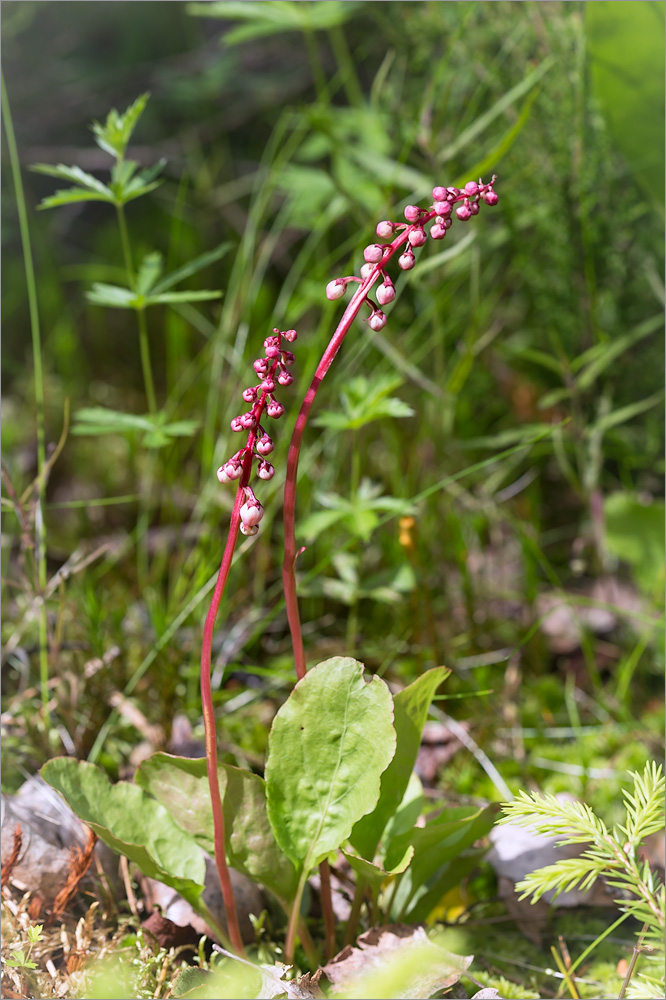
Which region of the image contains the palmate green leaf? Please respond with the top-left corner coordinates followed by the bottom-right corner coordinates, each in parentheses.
top-left (300, 480), bottom-right (415, 544)
top-left (86, 283), bottom-right (137, 308)
top-left (91, 92), bottom-right (150, 159)
top-left (314, 374), bottom-right (414, 432)
top-left (136, 252), bottom-right (164, 296)
top-left (31, 162), bottom-right (113, 197)
top-left (72, 407), bottom-right (199, 447)
top-left (151, 242), bottom-right (232, 294)
top-left (135, 754), bottom-right (298, 904)
top-left (40, 758), bottom-right (206, 905)
top-left (351, 667), bottom-right (450, 861)
top-left (188, 1), bottom-right (362, 45)
top-left (265, 658), bottom-right (396, 875)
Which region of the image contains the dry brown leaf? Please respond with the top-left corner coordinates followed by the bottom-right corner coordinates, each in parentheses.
top-left (322, 924), bottom-right (473, 999)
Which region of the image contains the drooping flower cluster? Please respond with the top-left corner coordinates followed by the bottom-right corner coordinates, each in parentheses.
top-left (217, 327), bottom-right (297, 535)
top-left (325, 176), bottom-right (498, 330)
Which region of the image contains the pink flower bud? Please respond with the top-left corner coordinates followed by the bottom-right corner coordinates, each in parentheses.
top-left (240, 501), bottom-right (264, 527)
top-left (217, 466), bottom-right (231, 484)
top-left (264, 336), bottom-right (281, 358)
top-left (240, 411), bottom-right (257, 429)
top-left (404, 205), bottom-right (421, 222)
top-left (261, 377), bottom-right (276, 392)
top-left (398, 250), bottom-right (416, 270)
top-left (240, 522), bottom-right (259, 536)
top-left (464, 181), bottom-right (479, 195)
top-left (444, 217), bottom-right (452, 229)
top-left (256, 435), bottom-right (274, 455)
top-left (430, 223), bottom-right (447, 240)
top-left (283, 329), bottom-right (297, 342)
top-left (408, 227), bottom-right (427, 247)
top-left (447, 187), bottom-right (460, 198)
top-left (326, 279), bottom-right (346, 300)
top-left (482, 189), bottom-right (499, 206)
top-left (360, 263), bottom-right (375, 280)
top-left (376, 282), bottom-right (396, 306)
top-left (220, 459), bottom-right (242, 481)
top-left (242, 387), bottom-right (258, 403)
top-left (376, 220), bottom-right (394, 238)
top-left (281, 350), bottom-right (295, 366)
top-left (469, 201), bottom-right (479, 215)
top-left (267, 400), bottom-right (284, 419)
top-left (363, 244), bottom-right (384, 263)
top-left (433, 200), bottom-right (452, 216)
top-left (432, 186), bottom-right (447, 201)
top-left (230, 416), bottom-right (244, 432)
top-left (277, 370), bottom-right (294, 387)
top-left (368, 311), bottom-right (387, 331)
top-left (257, 460), bottom-right (275, 480)
top-left (253, 358), bottom-right (269, 375)
top-left (456, 203), bottom-right (472, 221)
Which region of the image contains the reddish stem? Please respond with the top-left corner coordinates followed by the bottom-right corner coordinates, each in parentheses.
top-left (201, 338), bottom-right (287, 955)
top-left (319, 858), bottom-right (336, 960)
top-left (282, 217), bottom-right (434, 678)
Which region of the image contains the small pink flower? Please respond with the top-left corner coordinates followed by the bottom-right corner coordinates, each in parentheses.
top-left (360, 263), bottom-right (375, 280)
top-left (257, 460), bottom-right (275, 481)
top-left (281, 350), bottom-right (295, 367)
top-left (376, 220), bottom-right (394, 238)
top-left (398, 249), bottom-right (416, 270)
top-left (256, 435), bottom-right (274, 455)
top-left (404, 205), bottom-right (421, 222)
top-left (483, 189), bottom-right (499, 206)
top-left (242, 387), bottom-right (258, 403)
top-left (376, 282), bottom-right (396, 306)
top-left (432, 185), bottom-right (447, 201)
top-left (277, 370), bottom-right (294, 387)
top-left (456, 202), bottom-right (472, 221)
top-left (464, 181), bottom-right (479, 195)
top-left (240, 411), bottom-right (257, 429)
top-left (283, 329), bottom-right (298, 343)
top-left (253, 357), bottom-right (269, 375)
top-left (326, 279), bottom-right (346, 300)
top-left (408, 227), bottom-right (427, 247)
top-left (264, 336), bottom-right (281, 358)
top-left (261, 377), bottom-right (276, 392)
top-left (267, 400), bottom-right (285, 419)
top-left (363, 244), bottom-right (384, 263)
top-left (430, 223), bottom-right (447, 240)
top-left (433, 200), bottom-right (452, 217)
top-left (230, 416), bottom-right (244, 432)
top-left (368, 310), bottom-right (387, 331)
top-left (240, 522), bottom-right (259, 536)
top-left (240, 501), bottom-right (264, 527)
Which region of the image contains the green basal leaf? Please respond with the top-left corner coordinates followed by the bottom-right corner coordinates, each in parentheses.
top-left (265, 657), bottom-right (396, 875)
top-left (351, 667), bottom-right (450, 861)
top-left (136, 753), bottom-right (298, 904)
top-left (41, 758), bottom-right (206, 906)
top-left (91, 92), bottom-right (150, 159)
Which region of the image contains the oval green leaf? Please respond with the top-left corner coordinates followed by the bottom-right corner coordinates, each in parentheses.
top-left (265, 657), bottom-right (396, 873)
top-left (41, 757), bottom-right (206, 900)
top-left (135, 753), bottom-right (297, 903)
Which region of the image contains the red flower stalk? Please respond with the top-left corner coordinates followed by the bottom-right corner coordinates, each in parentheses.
top-left (201, 327), bottom-right (297, 954)
top-left (282, 178), bottom-right (499, 681)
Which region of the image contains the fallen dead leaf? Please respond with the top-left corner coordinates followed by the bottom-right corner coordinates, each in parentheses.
top-left (322, 924), bottom-right (473, 999)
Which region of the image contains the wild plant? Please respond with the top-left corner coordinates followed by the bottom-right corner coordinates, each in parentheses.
top-left (500, 762), bottom-right (665, 999)
top-left (39, 94), bottom-right (503, 971)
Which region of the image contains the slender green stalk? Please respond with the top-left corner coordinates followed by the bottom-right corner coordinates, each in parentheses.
top-left (116, 202), bottom-right (135, 286)
top-left (136, 308), bottom-right (158, 415)
top-left (1, 73), bottom-right (50, 718)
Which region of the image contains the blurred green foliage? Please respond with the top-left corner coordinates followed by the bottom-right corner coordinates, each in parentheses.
top-left (1, 0), bottom-right (663, 858)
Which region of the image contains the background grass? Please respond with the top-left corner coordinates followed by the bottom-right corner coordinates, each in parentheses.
top-left (2, 0), bottom-right (664, 847)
